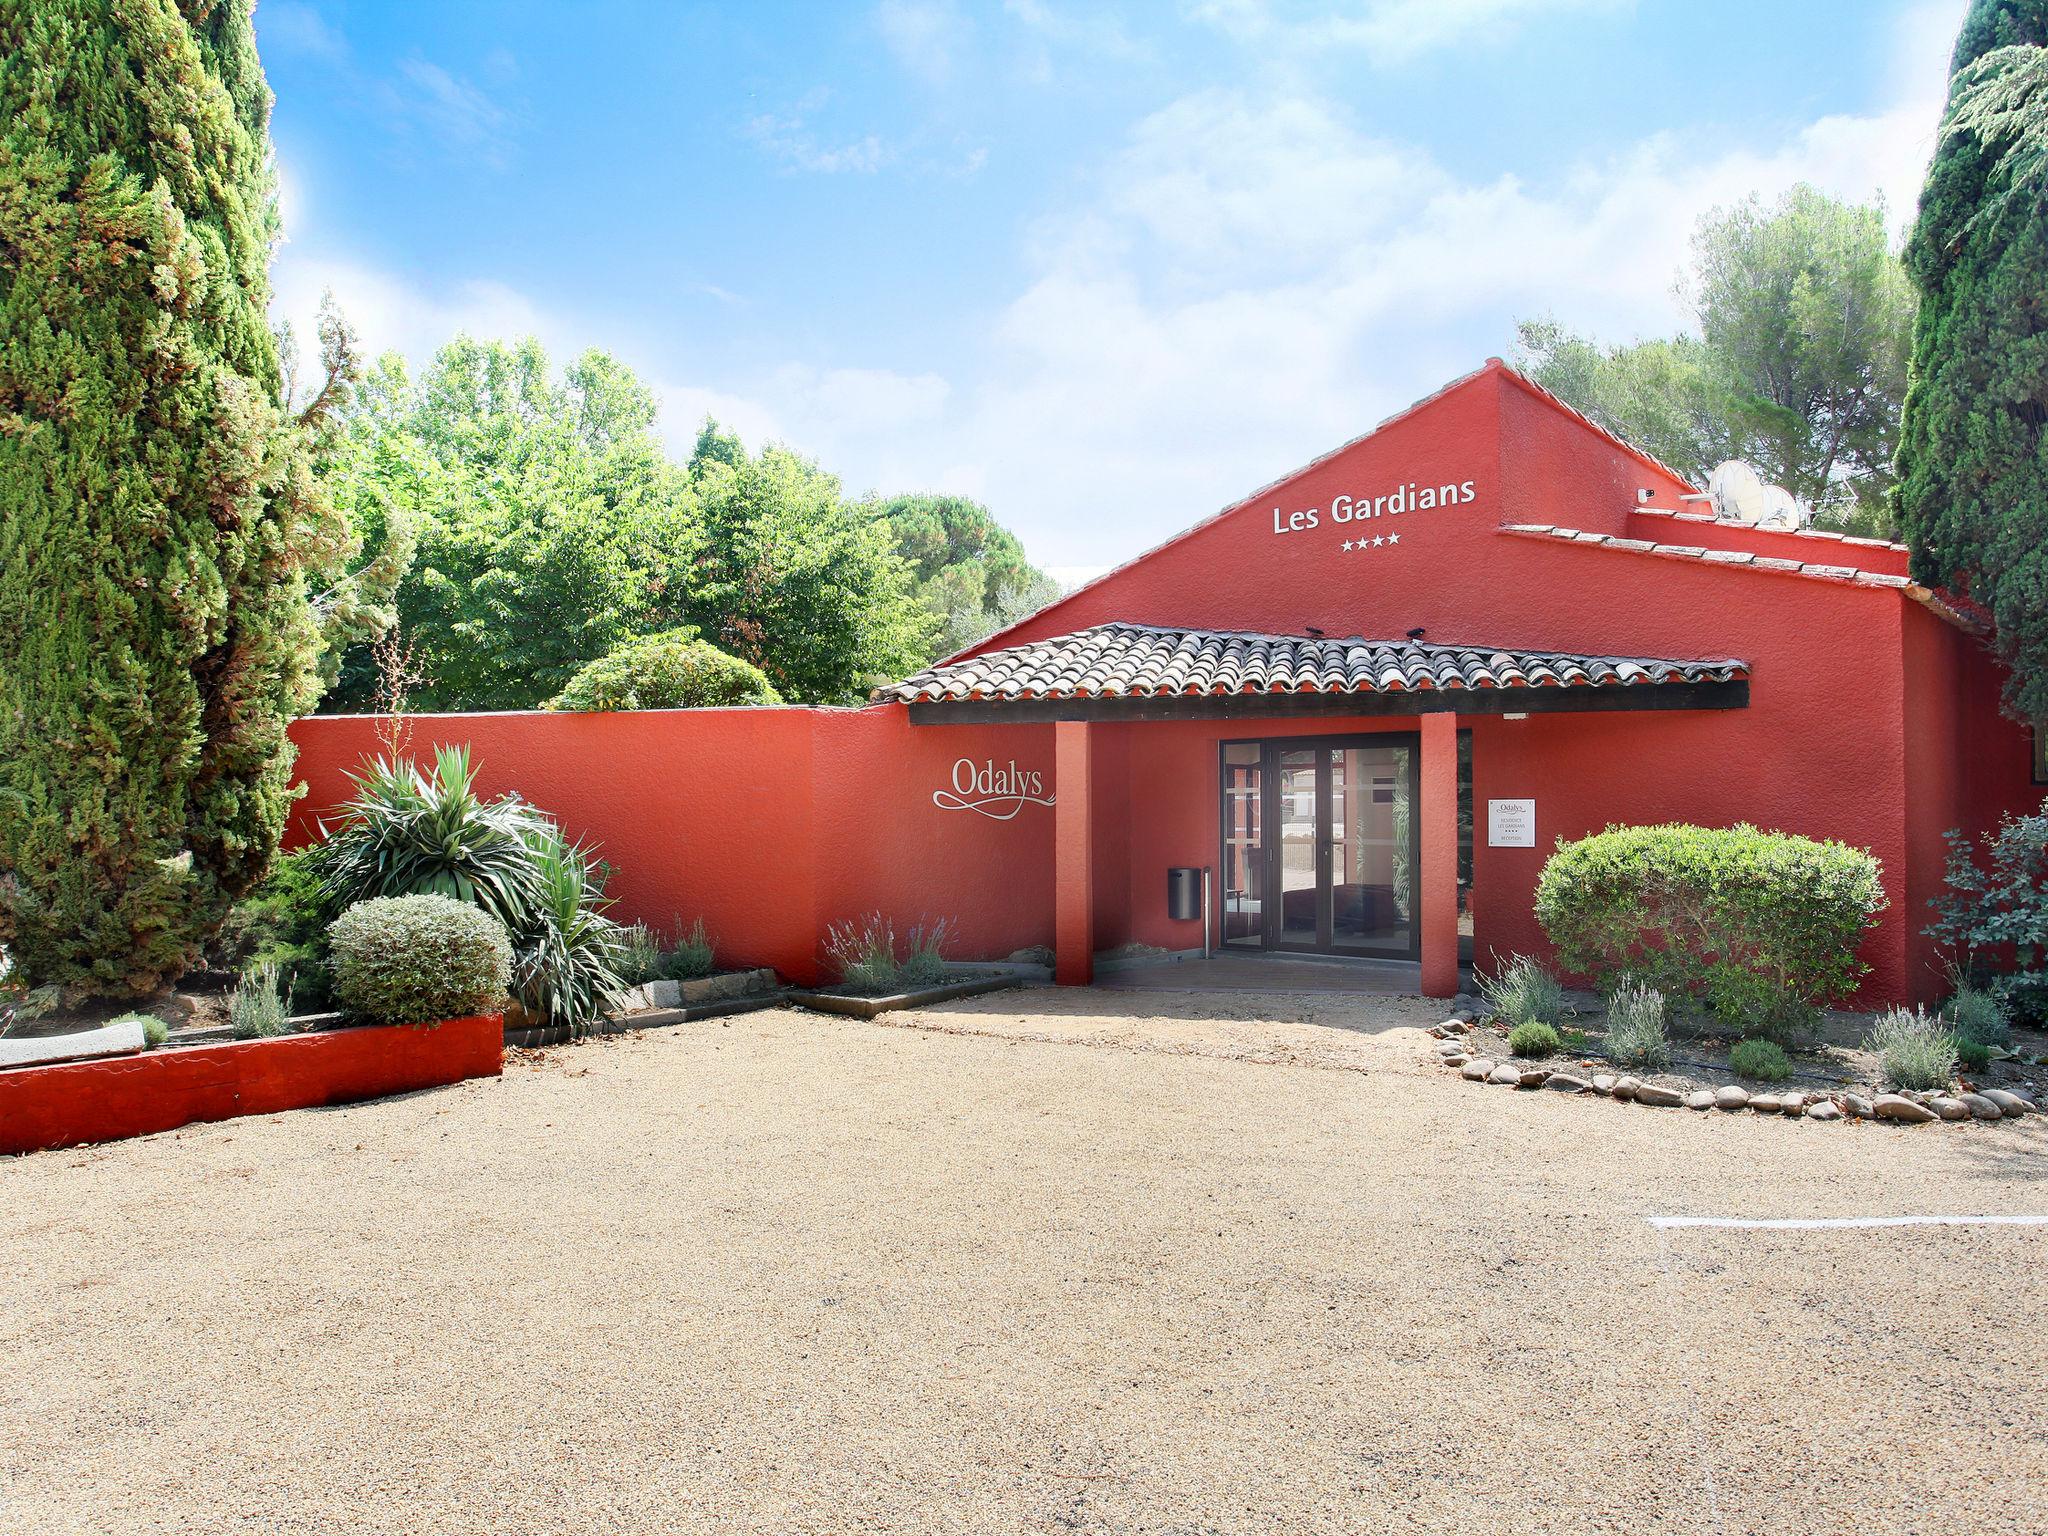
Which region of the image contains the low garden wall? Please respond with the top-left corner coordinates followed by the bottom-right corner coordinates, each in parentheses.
top-left (0, 1013), bottom-right (503, 1157)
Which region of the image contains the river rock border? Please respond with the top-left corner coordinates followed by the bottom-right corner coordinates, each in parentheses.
top-left (1427, 1014), bottom-right (2038, 1126)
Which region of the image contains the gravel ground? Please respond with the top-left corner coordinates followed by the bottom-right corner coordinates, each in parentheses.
top-left (3, 988), bottom-right (2043, 1535)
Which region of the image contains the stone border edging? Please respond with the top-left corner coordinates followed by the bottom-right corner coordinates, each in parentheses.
top-left (1427, 1016), bottom-right (2038, 1126)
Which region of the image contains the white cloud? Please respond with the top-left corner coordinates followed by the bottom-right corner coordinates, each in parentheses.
top-left (745, 107), bottom-right (891, 174)
top-left (875, 0), bottom-right (970, 84)
top-left (1184, 0), bottom-right (1631, 63)
top-left (382, 56), bottom-right (515, 167)
top-left (259, 1), bottom-right (348, 62)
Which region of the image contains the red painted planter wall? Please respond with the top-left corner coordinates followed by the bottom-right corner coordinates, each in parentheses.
top-left (0, 1014), bottom-right (503, 1157)
top-left (283, 362), bottom-right (2039, 1007)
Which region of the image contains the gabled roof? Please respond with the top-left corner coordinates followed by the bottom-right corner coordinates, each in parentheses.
top-left (954, 358), bottom-right (1698, 667)
top-left (874, 622), bottom-right (1747, 705)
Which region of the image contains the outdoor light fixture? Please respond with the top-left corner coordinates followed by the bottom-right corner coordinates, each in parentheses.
top-left (1504, 712), bottom-right (1528, 720)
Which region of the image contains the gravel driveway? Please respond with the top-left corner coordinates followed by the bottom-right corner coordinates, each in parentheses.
top-left (3, 990), bottom-right (2043, 1535)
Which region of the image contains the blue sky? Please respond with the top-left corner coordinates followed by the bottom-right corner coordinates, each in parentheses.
top-left (262, 0), bottom-right (1965, 577)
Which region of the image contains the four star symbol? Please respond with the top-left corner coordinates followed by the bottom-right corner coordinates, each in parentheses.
top-left (1339, 532), bottom-right (1405, 552)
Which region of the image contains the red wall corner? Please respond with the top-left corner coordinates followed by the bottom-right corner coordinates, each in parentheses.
top-left (1419, 713), bottom-right (1460, 998)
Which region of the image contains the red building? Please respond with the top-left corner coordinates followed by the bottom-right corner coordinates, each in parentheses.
top-left (290, 360), bottom-right (2036, 1002)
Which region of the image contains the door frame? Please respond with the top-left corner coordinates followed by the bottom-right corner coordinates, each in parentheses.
top-left (1216, 732), bottom-right (1422, 961)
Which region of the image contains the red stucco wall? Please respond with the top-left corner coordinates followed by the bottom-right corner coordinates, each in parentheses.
top-left (288, 707), bottom-right (1061, 986)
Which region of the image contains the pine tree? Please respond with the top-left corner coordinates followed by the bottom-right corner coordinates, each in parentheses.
top-left (1896, 1), bottom-right (2048, 718)
top-left (0, 0), bottom-right (349, 998)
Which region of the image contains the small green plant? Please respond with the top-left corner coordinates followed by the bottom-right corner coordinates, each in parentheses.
top-left (1604, 978), bottom-right (1670, 1070)
top-left (661, 918), bottom-right (717, 981)
top-left (1478, 953), bottom-right (1566, 1029)
top-left (229, 963), bottom-right (292, 1040)
top-left (899, 919), bottom-right (953, 988)
top-left (1945, 985), bottom-right (2010, 1049)
top-left (618, 922), bottom-right (666, 986)
top-left (1507, 1020), bottom-right (1561, 1058)
top-left (329, 895), bottom-right (513, 1025)
top-left (1728, 1038), bottom-right (1792, 1082)
top-left (1866, 1005), bottom-right (1960, 1092)
top-left (112, 1012), bottom-right (168, 1049)
top-left (214, 848), bottom-right (333, 1012)
top-left (1957, 1037), bottom-right (1993, 1070)
top-left (824, 913), bottom-right (900, 994)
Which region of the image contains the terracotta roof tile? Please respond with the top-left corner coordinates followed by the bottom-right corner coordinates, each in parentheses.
top-left (874, 624), bottom-right (1747, 705)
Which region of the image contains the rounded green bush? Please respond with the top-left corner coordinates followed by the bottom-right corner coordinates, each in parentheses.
top-left (1956, 1037), bottom-right (1992, 1070)
top-left (329, 895), bottom-right (512, 1025)
top-left (1535, 822), bottom-right (1884, 1041)
top-left (546, 630), bottom-right (782, 712)
top-left (1507, 1020), bottom-right (1561, 1059)
top-left (1729, 1038), bottom-right (1792, 1082)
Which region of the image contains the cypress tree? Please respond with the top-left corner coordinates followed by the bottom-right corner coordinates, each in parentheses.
top-left (0, 0), bottom-right (347, 998)
top-left (1896, 1), bottom-right (2048, 718)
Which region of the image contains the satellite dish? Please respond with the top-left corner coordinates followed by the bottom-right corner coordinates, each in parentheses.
top-left (1756, 483), bottom-right (1809, 530)
top-left (1707, 461), bottom-right (1767, 524)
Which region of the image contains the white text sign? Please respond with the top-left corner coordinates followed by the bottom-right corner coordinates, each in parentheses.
top-left (1488, 799), bottom-right (1536, 848)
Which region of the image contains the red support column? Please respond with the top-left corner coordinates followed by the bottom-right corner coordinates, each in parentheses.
top-left (1420, 711), bottom-right (1460, 999)
top-left (1054, 720), bottom-right (1094, 987)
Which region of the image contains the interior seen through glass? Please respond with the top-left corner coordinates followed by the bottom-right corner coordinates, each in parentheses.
top-left (1221, 738), bottom-right (1414, 957)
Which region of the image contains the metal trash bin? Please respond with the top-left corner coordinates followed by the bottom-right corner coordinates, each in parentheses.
top-left (1167, 867), bottom-right (1202, 922)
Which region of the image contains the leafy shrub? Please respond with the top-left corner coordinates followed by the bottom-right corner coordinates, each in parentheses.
top-left (662, 918), bottom-right (717, 980)
top-left (1478, 953), bottom-right (1565, 1029)
top-left (1507, 1020), bottom-right (1561, 1059)
top-left (1957, 1037), bottom-right (1992, 1070)
top-left (112, 1012), bottom-right (168, 1049)
top-left (1604, 978), bottom-right (1670, 1069)
top-left (1536, 823), bottom-right (1885, 1041)
top-left (312, 749), bottom-right (623, 1034)
top-left (618, 922), bottom-right (666, 986)
top-left (1945, 985), bottom-right (2011, 1048)
top-left (329, 896), bottom-right (512, 1026)
top-left (1927, 809), bottom-right (2048, 1023)
top-left (214, 849), bottom-right (332, 1011)
top-left (546, 630), bottom-right (782, 712)
top-left (899, 919), bottom-right (953, 988)
top-left (1728, 1038), bottom-right (1792, 1082)
top-left (229, 963), bottom-right (292, 1040)
top-left (1866, 1006), bottom-right (1959, 1092)
top-left (824, 913), bottom-right (901, 994)
top-left (512, 835), bottom-right (628, 1036)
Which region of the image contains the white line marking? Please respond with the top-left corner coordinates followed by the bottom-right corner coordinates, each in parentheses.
top-left (1649, 1214), bottom-right (2048, 1231)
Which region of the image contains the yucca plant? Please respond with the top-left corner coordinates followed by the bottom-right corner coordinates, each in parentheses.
top-left (310, 747), bottom-right (547, 935)
top-left (512, 831), bottom-right (629, 1036)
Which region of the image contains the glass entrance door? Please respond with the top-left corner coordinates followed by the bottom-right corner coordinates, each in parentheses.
top-left (1218, 735), bottom-right (1418, 959)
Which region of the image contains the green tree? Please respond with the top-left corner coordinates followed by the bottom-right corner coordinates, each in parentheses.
top-left (865, 493), bottom-right (1062, 658)
top-left (682, 444), bottom-right (933, 703)
top-left (0, 0), bottom-right (361, 998)
top-left (323, 338), bottom-right (700, 711)
top-left (1895, 0), bottom-right (2048, 719)
top-left (1518, 184), bottom-right (1915, 534)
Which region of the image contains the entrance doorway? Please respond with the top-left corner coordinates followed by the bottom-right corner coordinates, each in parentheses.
top-left (1219, 735), bottom-right (1419, 960)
